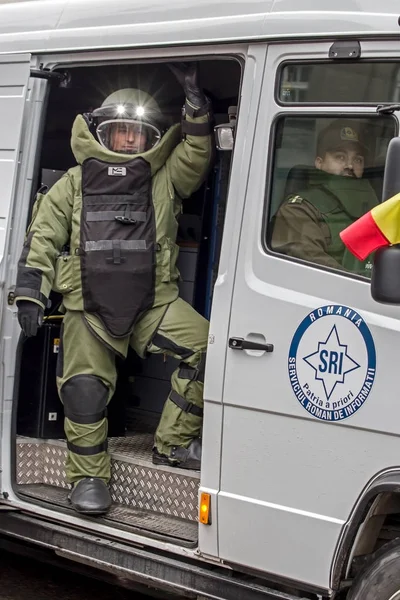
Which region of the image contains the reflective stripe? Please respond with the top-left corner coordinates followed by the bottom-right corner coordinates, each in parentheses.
top-left (85, 240), bottom-right (147, 251)
top-left (170, 390), bottom-right (203, 417)
top-left (67, 441), bottom-right (108, 456)
top-left (87, 211), bottom-right (147, 222)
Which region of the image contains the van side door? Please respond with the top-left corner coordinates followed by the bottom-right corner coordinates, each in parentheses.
top-left (0, 54), bottom-right (31, 269)
top-left (0, 52), bottom-right (32, 494)
top-left (216, 41), bottom-right (400, 591)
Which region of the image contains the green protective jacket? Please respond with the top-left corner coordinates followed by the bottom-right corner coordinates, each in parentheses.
top-left (15, 109), bottom-right (213, 351)
top-left (272, 169), bottom-right (378, 277)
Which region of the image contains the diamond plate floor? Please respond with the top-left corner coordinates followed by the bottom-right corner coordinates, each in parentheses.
top-left (16, 411), bottom-right (201, 540)
top-left (16, 483), bottom-right (197, 544)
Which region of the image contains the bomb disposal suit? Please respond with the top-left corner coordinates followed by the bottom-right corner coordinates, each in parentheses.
top-left (15, 64), bottom-right (213, 515)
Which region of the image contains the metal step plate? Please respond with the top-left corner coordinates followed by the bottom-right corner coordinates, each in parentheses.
top-left (17, 424), bottom-right (200, 523)
top-left (16, 483), bottom-right (198, 545)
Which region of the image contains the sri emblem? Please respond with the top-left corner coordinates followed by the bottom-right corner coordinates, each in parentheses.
top-left (288, 305), bottom-right (376, 421)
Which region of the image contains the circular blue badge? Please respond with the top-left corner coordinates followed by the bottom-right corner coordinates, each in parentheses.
top-left (288, 305), bottom-right (376, 421)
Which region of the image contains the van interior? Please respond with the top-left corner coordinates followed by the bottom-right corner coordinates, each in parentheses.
top-left (14, 57), bottom-right (241, 546)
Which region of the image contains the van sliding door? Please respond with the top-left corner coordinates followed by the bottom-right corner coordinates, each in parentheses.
top-left (0, 54), bottom-right (31, 267)
top-left (0, 52), bottom-right (31, 496)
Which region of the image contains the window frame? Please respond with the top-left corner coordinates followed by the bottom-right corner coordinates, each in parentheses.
top-left (275, 58), bottom-right (400, 107)
top-left (261, 110), bottom-right (398, 282)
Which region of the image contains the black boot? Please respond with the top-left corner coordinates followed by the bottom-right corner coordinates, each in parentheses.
top-left (68, 478), bottom-right (112, 515)
top-left (152, 438), bottom-right (202, 471)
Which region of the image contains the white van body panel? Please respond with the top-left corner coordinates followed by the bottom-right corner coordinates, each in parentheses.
top-left (1, 1), bottom-right (400, 55)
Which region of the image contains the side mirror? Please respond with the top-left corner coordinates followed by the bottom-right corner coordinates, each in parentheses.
top-left (371, 245), bottom-right (400, 304)
top-left (370, 136), bottom-right (400, 304)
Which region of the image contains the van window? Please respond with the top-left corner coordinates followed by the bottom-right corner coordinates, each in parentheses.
top-left (279, 62), bottom-right (400, 104)
top-left (267, 115), bottom-right (396, 277)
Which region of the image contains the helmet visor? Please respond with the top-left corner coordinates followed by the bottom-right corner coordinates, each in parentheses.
top-left (96, 119), bottom-right (161, 154)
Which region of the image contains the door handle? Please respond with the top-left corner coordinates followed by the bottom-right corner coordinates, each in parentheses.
top-left (228, 337), bottom-right (274, 352)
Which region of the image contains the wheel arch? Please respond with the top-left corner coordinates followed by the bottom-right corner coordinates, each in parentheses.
top-left (331, 469), bottom-right (400, 592)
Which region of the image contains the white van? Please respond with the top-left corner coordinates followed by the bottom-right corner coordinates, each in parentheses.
top-left (2, 1), bottom-right (400, 599)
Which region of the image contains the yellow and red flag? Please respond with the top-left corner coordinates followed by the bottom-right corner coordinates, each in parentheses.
top-left (340, 192), bottom-right (400, 260)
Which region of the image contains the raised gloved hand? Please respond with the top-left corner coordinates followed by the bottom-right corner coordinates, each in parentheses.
top-left (168, 62), bottom-right (207, 109)
top-left (17, 300), bottom-right (44, 337)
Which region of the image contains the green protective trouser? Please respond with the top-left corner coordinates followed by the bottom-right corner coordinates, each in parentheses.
top-left (56, 297), bottom-right (209, 484)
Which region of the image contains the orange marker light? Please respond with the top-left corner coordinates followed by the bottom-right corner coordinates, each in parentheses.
top-left (199, 492), bottom-right (211, 525)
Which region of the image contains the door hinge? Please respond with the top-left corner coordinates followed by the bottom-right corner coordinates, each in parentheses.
top-left (30, 68), bottom-right (71, 88)
top-left (7, 291), bottom-right (15, 306)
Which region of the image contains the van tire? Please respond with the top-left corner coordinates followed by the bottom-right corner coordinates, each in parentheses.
top-left (348, 540), bottom-right (400, 599)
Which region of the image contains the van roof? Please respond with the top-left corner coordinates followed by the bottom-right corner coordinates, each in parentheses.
top-left (1, 0), bottom-right (400, 55)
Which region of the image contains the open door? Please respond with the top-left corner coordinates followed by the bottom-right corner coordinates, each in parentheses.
top-left (0, 53), bottom-right (31, 495)
top-left (0, 53), bottom-right (31, 267)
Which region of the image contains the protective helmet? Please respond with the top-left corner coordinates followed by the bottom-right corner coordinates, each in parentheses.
top-left (89, 88), bottom-right (164, 154)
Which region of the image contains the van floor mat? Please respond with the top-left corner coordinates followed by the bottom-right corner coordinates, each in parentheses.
top-left (16, 483), bottom-right (198, 545)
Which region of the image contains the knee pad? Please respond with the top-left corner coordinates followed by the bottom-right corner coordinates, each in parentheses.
top-left (60, 374), bottom-right (109, 424)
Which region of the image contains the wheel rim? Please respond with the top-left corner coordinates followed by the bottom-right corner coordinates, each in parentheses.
top-left (389, 592), bottom-right (400, 600)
